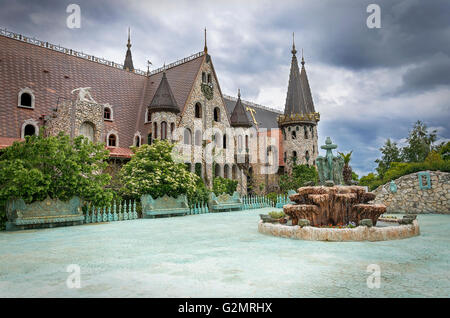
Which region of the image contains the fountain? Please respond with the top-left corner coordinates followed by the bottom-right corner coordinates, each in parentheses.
top-left (284, 137), bottom-right (386, 226)
top-left (284, 185), bottom-right (386, 226)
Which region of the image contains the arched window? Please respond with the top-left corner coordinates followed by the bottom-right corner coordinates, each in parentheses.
top-left (305, 150), bottom-right (310, 163)
top-left (161, 121), bottom-right (167, 140)
top-left (207, 74), bottom-right (212, 84)
top-left (135, 135), bottom-right (141, 147)
top-left (292, 151), bottom-right (297, 163)
top-left (104, 107), bottom-right (111, 120)
top-left (202, 72), bottom-right (206, 83)
top-left (223, 134), bottom-right (227, 149)
top-left (232, 165), bottom-right (238, 180)
top-left (304, 126), bottom-right (308, 139)
top-left (108, 134), bottom-right (117, 147)
top-left (238, 135), bottom-right (243, 152)
top-left (292, 130), bottom-right (297, 139)
top-left (214, 132), bottom-right (222, 148)
top-left (195, 163), bottom-right (202, 177)
top-left (147, 110), bottom-right (152, 123)
top-left (245, 135), bottom-right (249, 150)
top-left (79, 121), bottom-right (95, 142)
top-left (195, 103), bottom-right (202, 119)
top-left (24, 124), bottom-right (36, 137)
top-left (170, 123), bottom-right (175, 139)
top-left (195, 130), bottom-right (202, 146)
top-left (18, 88), bottom-right (35, 108)
top-left (224, 164), bottom-right (230, 179)
top-left (213, 107), bottom-right (220, 122)
top-left (284, 152), bottom-right (287, 163)
top-left (147, 133), bottom-right (152, 145)
top-left (214, 163), bottom-right (221, 178)
top-left (153, 122), bottom-right (158, 139)
top-left (184, 128), bottom-right (192, 145)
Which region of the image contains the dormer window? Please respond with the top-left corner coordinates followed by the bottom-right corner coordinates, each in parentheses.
top-left (104, 107), bottom-right (111, 120)
top-left (108, 134), bottom-right (117, 147)
top-left (18, 88), bottom-right (35, 109)
top-left (103, 104), bottom-right (113, 121)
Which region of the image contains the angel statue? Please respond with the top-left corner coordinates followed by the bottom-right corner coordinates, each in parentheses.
top-left (71, 87), bottom-right (97, 103)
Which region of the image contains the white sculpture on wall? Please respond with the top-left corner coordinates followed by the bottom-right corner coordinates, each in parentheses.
top-left (71, 87), bottom-right (96, 103)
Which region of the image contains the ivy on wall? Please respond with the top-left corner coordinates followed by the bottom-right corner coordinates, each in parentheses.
top-left (201, 83), bottom-right (214, 100)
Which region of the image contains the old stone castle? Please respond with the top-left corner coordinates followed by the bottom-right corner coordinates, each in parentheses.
top-left (0, 28), bottom-right (320, 194)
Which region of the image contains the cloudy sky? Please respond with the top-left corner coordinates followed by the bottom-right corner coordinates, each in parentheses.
top-left (1, 0), bottom-right (449, 176)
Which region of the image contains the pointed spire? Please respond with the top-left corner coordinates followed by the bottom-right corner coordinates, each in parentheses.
top-left (291, 32), bottom-right (297, 56)
top-left (230, 89), bottom-right (252, 128)
top-left (282, 37), bottom-right (315, 118)
top-left (123, 27), bottom-right (134, 71)
top-left (148, 72), bottom-right (180, 114)
top-left (204, 27), bottom-right (208, 54)
top-left (301, 48), bottom-right (305, 66)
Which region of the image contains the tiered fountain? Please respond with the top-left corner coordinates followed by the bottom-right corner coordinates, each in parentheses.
top-left (258, 137), bottom-right (420, 241)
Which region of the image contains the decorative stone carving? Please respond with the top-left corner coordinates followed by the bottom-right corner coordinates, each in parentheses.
top-left (284, 185), bottom-right (386, 226)
top-left (6, 196), bottom-right (84, 230)
top-left (71, 87), bottom-right (97, 103)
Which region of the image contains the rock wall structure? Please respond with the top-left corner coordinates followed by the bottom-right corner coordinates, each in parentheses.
top-left (372, 171), bottom-right (450, 214)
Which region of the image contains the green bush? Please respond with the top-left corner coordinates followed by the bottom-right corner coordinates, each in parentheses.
top-left (0, 132), bottom-right (113, 206)
top-left (361, 160), bottom-right (450, 191)
top-left (280, 164), bottom-right (318, 192)
top-left (119, 140), bottom-right (200, 200)
top-left (188, 177), bottom-right (210, 205)
top-left (213, 176), bottom-right (238, 196)
top-left (268, 211), bottom-right (285, 219)
top-left (266, 192), bottom-right (278, 205)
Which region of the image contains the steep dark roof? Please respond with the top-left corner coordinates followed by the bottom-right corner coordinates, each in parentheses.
top-left (223, 95), bottom-right (282, 129)
top-left (230, 90), bottom-right (252, 127)
top-left (148, 71), bottom-right (180, 113)
top-left (284, 43), bottom-right (315, 116)
top-left (123, 28), bottom-right (134, 71)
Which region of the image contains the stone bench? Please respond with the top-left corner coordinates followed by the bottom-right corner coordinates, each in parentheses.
top-left (209, 191), bottom-right (243, 212)
top-left (141, 194), bottom-right (190, 218)
top-left (6, 196), bottom-right (84, 231)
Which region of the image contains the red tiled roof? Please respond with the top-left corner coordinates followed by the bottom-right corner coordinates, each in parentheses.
top-left (0, 136), bottom-right (22, 149)
top-left (0, 34), bottom-right (204, 148)
top-left (106, 146), bottom-right (133, 159)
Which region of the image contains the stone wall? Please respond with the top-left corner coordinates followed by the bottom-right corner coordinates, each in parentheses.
top-left (372, 171), bottom-right (450, 214)
top-left (281, 124), bottom-right (318, 174)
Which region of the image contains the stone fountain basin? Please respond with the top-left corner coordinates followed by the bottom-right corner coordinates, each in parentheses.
top-left (258, 219), bottom-right (420, 242)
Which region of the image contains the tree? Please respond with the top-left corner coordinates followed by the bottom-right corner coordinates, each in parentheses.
top-left (375, 139), bottom-right (402, 177)
top-left (0, 132), bottom-right (112, 206)
top-left (280, 164), bottom-right (318, 192)
top-left (435, 141), bottom-right (450, 161)
top-left (401, 120), bottom-right (437, 163)
top-left (352, 171), bottom-right (359, 182)
top-left (119, 140), bottom-right (199, 200)
top-left (213, 177), bottom-right (238, 196)
top-left (338, 151), bottom-right (353, 185)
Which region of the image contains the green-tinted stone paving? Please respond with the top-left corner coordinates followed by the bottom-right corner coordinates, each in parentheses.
top-left (0, 208), bottom-right (449, 297)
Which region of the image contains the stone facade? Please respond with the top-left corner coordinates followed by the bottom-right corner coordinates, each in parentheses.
top-left (48, 100), bottom-right (105, 143)
top-left (281, 124), bottom-right (318, 174)
top-left (372, 171), bottom-right (450, 214)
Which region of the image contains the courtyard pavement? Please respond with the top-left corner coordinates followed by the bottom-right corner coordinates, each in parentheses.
top-left (0, 208), bottom-right (449, 297)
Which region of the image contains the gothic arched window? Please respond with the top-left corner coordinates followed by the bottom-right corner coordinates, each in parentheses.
top-left (161, 121), bottom-right (167, 140)
top-left (184, 128), bottom-right (192, 145)
top-left (80, 121), bottom-right (95, 142)
top-left (108, 134), bottom-right (117, 147)
top-left (195, 103), bottom-right (202, 119)
top-left (213, 107), bottom-right (220, 122)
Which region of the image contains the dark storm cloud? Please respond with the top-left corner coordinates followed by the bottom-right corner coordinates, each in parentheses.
top-left (0, 0), bottom-right (448, 176)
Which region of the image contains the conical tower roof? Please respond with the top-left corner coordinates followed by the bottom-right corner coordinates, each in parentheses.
top-left (148, 71), bottom-right (180, 113)
top-left (230, 89), bottom-right (252, 128)
top-left (283, 35), bottom-right (315, 116)
top-left (123, 27), bottom-right (134, 71)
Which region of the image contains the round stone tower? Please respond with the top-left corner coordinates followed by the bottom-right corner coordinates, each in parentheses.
top-left (278, 35), bottom-right (320, 174)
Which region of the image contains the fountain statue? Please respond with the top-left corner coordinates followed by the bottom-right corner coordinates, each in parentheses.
top-left (316, 137), bottom-right (344, 185)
